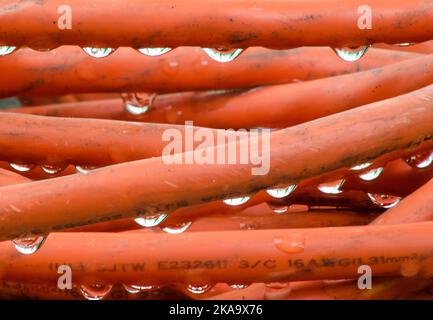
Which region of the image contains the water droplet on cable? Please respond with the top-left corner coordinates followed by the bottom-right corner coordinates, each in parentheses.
top-left (264, 282), bottom-right (291, 300)
top-left (0, 46), bottom-right (16, 56)
top-left (202, 48), bottom-right (243, 63)
top-left (75, 165), bottom-right (97, 174)
top-left (332, 45), bottom-right (370, 62)
top-left (161, 221), bottom-right (192, 234)
top-left (267, 203), bottom-right (289, 214)
top-left (9, 163), bottom-right (35, 172)
top-left (137, 48), bottom-right (172, 56)
top-left (41, 164), bottom-right (66, 174)
top-left (186, 284), bottom-right (212, 294)
top-left (367, 193), bottom-right (401, 209)
top-left (351, 162), bottom-right (372, 171)
top-left (405, 151), bottom-right (433, 169)
top-left (400, 260), bottom-right (420, 277)
top-left (266, 185), bottom-right (297, 199)
top-left (121, 92), bottom-right (156, 115)
top-left (223, 196), bottom-right (250, 206)
top-left (79, 283), bottom-right (113, 300)
top-left (317, 179), bottom-right (345, 194)
top-left (135, 213), bottom-right (168, 228)
top-left (266, 282), bottom-right (289, 290)
top-left (122, 284), bottom-right (159, 294)
top-left (359, 167), bottom-right (384, 181)
top-left (274, 234), bottom-right (305, 254)
top-left (229, 284), bottom-right (250, 289)
top-left (82, 47), bottom-right (115, 58)
top-left (12, 235), bottom-right (46, 255)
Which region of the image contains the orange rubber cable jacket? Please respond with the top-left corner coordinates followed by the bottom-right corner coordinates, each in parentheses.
top-left (0, 85), bottom-right (432, 240)
top-left (0, 47), bottom-right (420, 97)
top-left (0, 0), bottom-right (432, 48)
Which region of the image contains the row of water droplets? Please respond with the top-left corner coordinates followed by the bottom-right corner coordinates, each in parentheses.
top-left (219, 151), bottom-right (433, 214)
top-left (79, 281), bottom-right (291, 300)
top-left (82, 47), bottom-right (245, 63)
top-left (10, 151), bottom-right (432, 254)
top-left (78, 281), bottom-right (286, 300)
top-left (9, 162), bottom-right (97, 174)
top-left (0, 44), bottom-right (408, 117)
top-left (1, 43), bottom-right (416, 62)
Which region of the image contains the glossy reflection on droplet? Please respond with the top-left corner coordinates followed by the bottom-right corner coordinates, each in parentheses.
top-left (229, 284), bottom-right (250, 289)
top-left (274, 234), bottom-right (305, 254)
top-left (161, 221), bottom-right (192, 234)
top-left (223, 196), bottom-right (251, 206)
top-left (367, 193), bottom-right (401, 209)
top-left (266, 184), bottom-right (297, 199)
top-left (332, 45), bottom-right (370, 62)
top-left (317, 179), bottom-right (345, 195)
top-left (394, 43), bottom-right (415, 47)
top-left (186, 284), bottom-right (212, 294)
top-left (82, 47), bottom-right (115, 58)
top-left (75, 165), bottom-right (97, 174)
top-left (122, 284), bottom-right (159, 294)
top-left (202, 48), bottom-right (243, 63)
top-left (41, 164), bottom-right (66, 174)
top-left (135, 213), bottom-right (168, 228)
top-left (351, 162), bottom-right (372, 171)
top-left (267, 203), bottom-right (289, 214)
top-left (12, 235), bottom-right (46, 255)
top-left (121, 92), bottom-right (156, 115)
top-left (79, 283), bottom-right (113, 300)
top-left (405, 151), bottom-right (433, 169)
top-left (359, 167), bottom-right (384, 181)
top-left (137, 48), bottom-right (172, 56)
top-left (9, 163), bottom-right (35, 172)
top-left (0, 46), bottom-right (17, 56)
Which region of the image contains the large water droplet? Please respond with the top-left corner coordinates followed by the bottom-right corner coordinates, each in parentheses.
top-left (0, 46), bottom-right (17, 56)
top-left (332, 45), bottom-right (370, 62)
top-left (79, 283), bottom-right (113, 300)
top-left (82, 47), bottom-right (115, 58)
top-left (274, 234), bottom-right (305, 254)
top-left (41, 164), bottom-right (66, 174)
top-left (266, 185), bottom-right (297, 199)
top-left (359, 167), bottom-right (384, 181)
top-left (135, 213), bottom-right (168, 228)
top-left (317, 179), bottom-right (345, 194)
top-left (137, 48), bottom-right (172, 56)
top-left (9, 163), bottom-right (35, 172)
top-left (223, 196), bottom-right (251, 206)
top-left (367, 193), bottom-right (401, 209)
top-left (161, 221), bottom-right (192, 234)
top-left (122, 284), bottom-right (159, 294)
top-left (12, 235), bottom-right (46, 255)
top-left (202, 48), bottom-right (243, 63)
top-left (400, 260), bottom-right (420, 277)
top-left (351, 162), bottom-right (372, 171)
top-left (267, 203), bottom-right (289, 214)
top-left (186, 284), bottom-right (212, 294)
top-left (121, 92), bottom-right (156, 115)
top-left (405, 151), bottom-right (433, 169)
top-left (75, 165), bottom-right (97, 174)
top-left (229, 284), bottom-right (250, 289)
